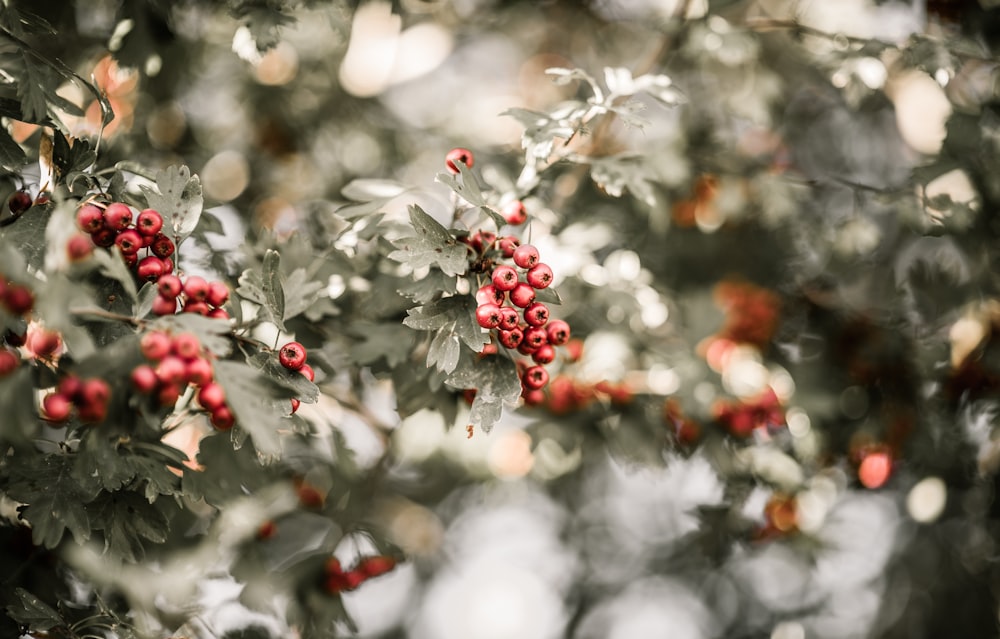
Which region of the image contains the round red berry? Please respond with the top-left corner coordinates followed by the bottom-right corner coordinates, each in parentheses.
top-left (141, 331), bottom-right (171, 361)
top-left (509, 282), bottom-right (536, 308)
top-left (115, 229), bottom-right (143, 255)
top-left (206, 281), bottom-right (229, 308)
top-left (76, 204), bottom-right (104, 233)
top-left (476, 284), bottom-right (505, 306)
top-left (160, 257), bottom-right (174, 274)
top-left (130, 364), bottom-right (158, 393)
top-left (151, 234), bottom-right (175, 259)
top-left (522, 365), bottom-right (549, 390)
top-left (26, 328), bottom-right (61, 359)
top-left (526, 263), bottom-right (553, 289)
top-left (499, 306), bottom-right (519, 331)
top-left (157, 274), bottom-right (183, 299)
top-left (491, 265), bottom-right (518, 292)
top-left (475, 303), bottom-right (503, 329)
top-left (210, 405), bottom-right (236, 430)
top-left (156, 356), bottom-right (187, 385)
top-left (171, 333), bottom-right (201, 360)
top-left (523, 326), bottom-right (548, 350)
top-left (501, 200), bottom-right (527, 225)
top-left (136, 209), bottom-right (164, 236)
top-left (42, 392), bottom-right (72, 422)
top-left (290, 397), bottom-right (301, 413)
top-left (4, 284), bottom-right (34, 315)
top-left (532, 343), bottom-right (556, 365)
top-left (185, 357), bottom-right (213, 386)
top-left (8, 191), bottom-right (32, 214)
top-left (546, 320), bottom-right (571, 346)
top-left (183, 276), bottom-right (209, 302)
top-left (480, 342), bottom-right (498, 356)
top-left (445, 147), bottom-right (474, 173)
top-left (358, 555), bottom-right (397, 578)
top-left (498, 327), bottom-right (523, 349)
top-left (80, 377), bottom-right (111, 408)
top-left (67, 234), bottom-right (94, 261)
top-left (151, 294), bottom-right (177, 316)
top-left (198, 382), bottom-right (226, 411)
top-left (521, 388), bottom-right (546, 405)
top-left (0, 348), bottom-right (18, 375)
top-left (158, 383), bottom-right (182, 407)
top-left (207, 307), bottom-right (230, 320)
top-left (523, 302), bottom-right (550, 327)
top-left (103, 203), bottom-right (133, 230)
top-left (137, 256), bottom-right (166, 282)
top-left (279, 342), bottom-right (308, 371)
top-left (513, 244), bottom-right (540, 269)
top-left (300, 364), bottom-right (316, 382)
top-left (58, 376), bottom-right (82, 402)
top-left (498, 236), bottom-right (519, 258)
top-left (183, 300), bottom-right (210, 315)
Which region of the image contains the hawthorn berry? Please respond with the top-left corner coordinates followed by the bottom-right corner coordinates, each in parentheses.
top-left (206, 281), bottom-right (229, 308)
top-left (135, 209), bottom-right (164, 236)
top-left (8, 191), bottom-right (32, 214)
top-left (76, 204), bottom-right (104, 232)
top-left (183, 300), bottom-right (210, 315)
top-left (522, 388), bottom-right (545, 405)
top-left (501, 200), bottom-right (527, 225)
top-left (42, 392), bottom-right (72, 422)
top-left (4, 284), bottom-right (34, 315)
top-left (198, 382), bottom-right (226, 411)
top-left (158, 383), bottom-right (182, 406)
top-left (499, 306), bottom-right (520, 331)
top-left (185, 357), bottom-right (213, 386)
top-left (532, 343), bottom-right (556, 365)
top-left (122, 253), bottom-right (139, 268)
top-left (79, 378), bottom-right (111, 410)
top-left (546, 320), bottom-right (570, 346)
top-left (257, 520), bottom-right (277, 540)
top-left (151, 295), bottom-right (177, 316)
top-left (522, 326), bottom-right (547, 350)
top-left (526, 263), bottom-right (553, 289)
top-left (115, 229), bottom-right (143, 255)
top-left (183, 276), bottom-right (209, 302)
top-left (475, 303), bottom-right (503, 329)
top-left (300, 363), bottom-right (316, 382)
top-left (445, 147), bottom-right (474, 173)
top-left (491, 265), bottom-right (518, 291)
top-left (130, 364), bottom-right (158, 393)
top-left (137, 256), bottom-right (166, 282)
top-left (67, 234), bottom-right (94, 261)
top-left (358, 556), bottom-right (397, 578)
top-left (498, 236), bottom-right (519, 258)
top-left (151, 234), bottom-right (175, 258)
top-left (476, 284), bottom-right (504, 306)
top-left (171, 333), bottom-right (201, 360)
top-left (141, 331), bottom-right (172, 360)
top-left (160, 257), bottom-right (174, 274)
top-left (509, 282), bottom-right (536, 308)
top-left (103, 202), bottom-right (133, 230)
top-left (290, 398), bottom-right (301, 413)
top-left (513, 244), bottom-right (540, 269)
top-left (859, 451), bottom-right (892, 489)
top-left (480, 342), bottom-right (498, 356)
top-left (296, 481), bottom-right (324, 508)
top-left (523, 302), bottom-right (550, 327)
top-left (210, 405), bottom-right (236, 430)
top-left (207, 307), bottom-right (230, 320)
top-left (0, 348), bottom-right (18, 375)
top-left (155, 356), bottom-right (187, 386)
top-left (279, 341), bottom-right (308, 371)
top-left (157, 274), bottom-right (183, 299)
top-left (498, 327), bottom-right (523, 349)
top-left (58, 376), bottom-right (83, 401)
top-left (522, 365), bottom-right (549, 390)
top-left (91, 228), bottom-right (117, 248)
top-left (26, 328), bottom-right (61, 359)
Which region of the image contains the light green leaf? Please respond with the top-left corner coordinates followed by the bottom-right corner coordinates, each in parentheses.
top-left (140, 165), bottom-right (203, 245)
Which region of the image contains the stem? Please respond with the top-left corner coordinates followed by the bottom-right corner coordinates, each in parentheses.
top-left (68, 307), bottom-right (141, 325)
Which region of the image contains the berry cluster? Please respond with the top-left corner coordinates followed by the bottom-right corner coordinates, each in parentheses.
top-left (0, 277), bottom-right (35, 316)
top-left (278, 341), bottom-right (314, 414)
top-left (712, 387), bottom-right (785, 438)
top-left (41, 374), bottom-right (111, 424)
top-left (151, 273), bottom-right (230, 318)
top-left (473, 242), bottom-right (571, 400)
top-left (323, 555), bottom-right (397, 595)
top-left (75, 202), bottom-right (175, 274)
top-left (131, 330), bottom-right (234, 430)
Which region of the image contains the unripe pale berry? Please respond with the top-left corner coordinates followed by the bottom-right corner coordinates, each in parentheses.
top-left (526, 263), bottom-right (553, 289)
top-left (279, 342), bottom-right (307, 371)
top-left (137, 256), bottom-right (166, 282)
top-left (136, 209), bottom-right (164, 236)
top-left (76, 204), bottom-right (104, 233)
top-left (445, 147), bottom-right (474, 173)
top-left (502, 200), bottom-right (527, 225)
top-left (522, 365), bottom-right (549, 390)
top-left (42, 392), bottom-right (72, 422)
top-left (157, 274), bottom-right (183, 299)
top-left (513, 244), bottom-right (540, 269)
top-left (476, 284), bottom-right (504, 306)
top-left (475, 303), bottom-right (502, 329)
top-left (509, 282), bottom-right (535, 308)
top-left (151, 295), bottom-right (177, 316)
top-left (499, 306), bottom-right (519, 331)
top-left (103, 203), bottom-right (132, 230)
top-left (198, 382), bottom-right (226, 411)
top-left (523, 302), bottom-right (550, 327)
top-left (130, 364), bottom-right (158, 393)
top-left (491, 265), bottom-right (518, 292)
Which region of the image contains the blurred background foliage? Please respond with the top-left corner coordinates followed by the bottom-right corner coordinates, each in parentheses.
top-left (3, 0), bottom-right (1000, 637)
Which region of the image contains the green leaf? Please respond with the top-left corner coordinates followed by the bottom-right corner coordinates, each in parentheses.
top-left (349, 322), bottom-right (416, 367)
top-left (6, 588), bottom-right (63, 632)
top-left (238, 250), bottom-right (287, 330)
top-left (341, 178), bottom-right (407, 201)
top-left (87, 490), bottom-right (169, 562)
top-left (445, 353), bottom-right (521, 433)
top-left (247, 350), bottom-right (319, 403)
top-left (0, 203), bottom-right (51, 271)
top-left (0, 125), bottom-right (26, 169)
top-left (388, 205), bottom-right (468, 277)
top-left (213, 359), bottom-right (297, 459)
top-left (151, 312), bottom-right (234, 357)
top-left (140, 165), bottom-right (204, 245)
top-left (398, 268), bottom-right (458, 304)
top-left (434, 158), bottom-right (492, 209)
top-left (0, 366), bottom-right (38, 443)
top-left (7, 453), bottom-right (97, 548)
top-left (51, 129), bottom-right (96, 184)
top-left (283, 267), bottom-right (325, 322)
top-left (427, 328), bottom-right (461, 373)
top-left (16, 51), bottom-right (49, 123)
top-left (183, 432), bottom-right (276, 505)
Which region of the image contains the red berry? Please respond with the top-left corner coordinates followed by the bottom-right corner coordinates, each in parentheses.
top-left (140, 331), bottom-right (171, 361)
top-left (445, 147), bottom-right (474, 173)
top-left (4, 284), bottom-right (34, 315)
top-left (80, 377), bottom-right (111, 408)
top-left (157, 274), bottom-right (183, 299)
top-left (103, 203), bottom-right (133, 230)
top-left (26, 328), bottom-right (61, 359)
top-left (296, 482), bottom-right (324, 508)
top-left (502, 200), bottom-right (527, 225)
top-left (523, 326), bottom-right (547, 350)
top-left (151, 294), bottom-right (177, 316)
top-left (122, 253), bottom-right (139, 268)
top-left (290, 397), bottom-right (301, 413)
top-left (480, 342), bottom-right (498, 356)
top-left (155, 355), bottom-right (187, 386)
top-left (358, 555), bottom-right (397, 578)
top-left (300, 364), bottom-right (316, 382)
top-left (198, 382), bottom-right (226, 411)
top-left (42, 392), bottom-right (72, 422)
top-left (185, 357), bottom-right (213, 386)
top-left (499, 306), bottom-right (519, 331)
top-left (130, 364), bottom-right (158, 393)
top-left (158, 383), bottom-right (182, 406)
top-left (476, 284), bottom-right (505, 306)
top-left (532, 343), bottom-right (556, 365)
top-left (137, 256), bottom-right (166, 282)
top-left (183, 276), bottom-right (209, 302)
top-left (76, 204), bottom-right (104, 232)
top-left (257, 520), bottom-right (277, 540)
top-left (171, 333), bottom-right (201, 360)
top-left (491, 265), bottom-right (519, 292)
top-left (136, 209), bottom-right (164, 236)
top-left (342, 570), bottom-right (366, 591)
top-left (475, 303), bottom-right (502, 329)
top-left (498, 236), bottom-right (519, 258)
top-left (523, 302), bottom-right (550, 327)
top-left (207, 307), bottom-right (230, 320)
top-left (521, 388), bottom-right (546, 405)
top-left (183, 300), bottom-right (210, 315)
top-left (859, 451), bottom-right (892, 489)
top-left (509, 282), bottom-right (535, 308)
top-left (0, 348), bottom-right (18, 375)
top-left (206, 281), bottom-right (229, 308)
top-left (325, 557), bottom-right (344, 575)
top-left (564, 338), bottom-right (584, 362)
top-left (58, 376), bottom-right (82, 401)
top-left (513, 244), bottom-right (540, 269)
top-left (115, 229), bottom-right (143, 255)
top-left (151, 234), bottom-right (175, 258)
top-left (498, 327), bottom-right (523, 349)
top-left (160, 257), bottom-right (174, 274)
top-left (526, 263), bottom-right (553, 289)
top-left (210, 405), bottom-right (235, 430)
top-left (546, 320), bottom-right (570, 346)
top-left (522, 365), bottom-right (549, 390)
top-left (279, 341), bottom-right (307, 370)
top-left (67, 234), bottom-right (94, 261)
top-left (8, 191), bottom-right (32, 214)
